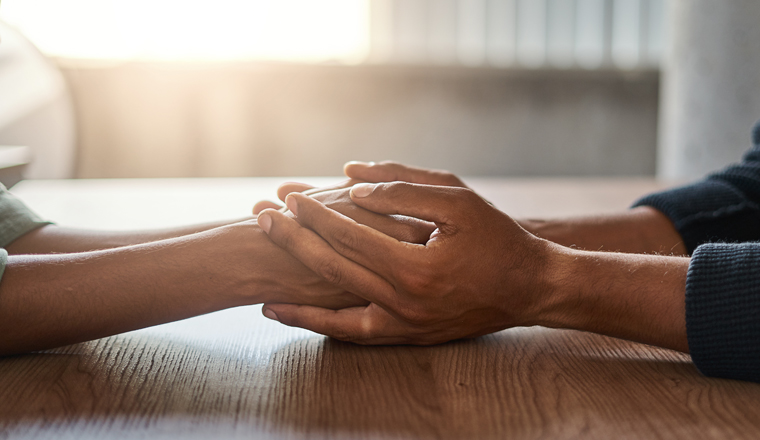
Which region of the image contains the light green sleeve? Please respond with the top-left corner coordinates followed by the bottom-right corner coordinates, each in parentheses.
top-left (0, 248), bottom-right (7, 281)
top-left (0, 183), bottom-right (53, 282)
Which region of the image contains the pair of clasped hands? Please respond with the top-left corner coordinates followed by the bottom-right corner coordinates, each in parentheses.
top-left (250, 161), bottom-right (559, 345)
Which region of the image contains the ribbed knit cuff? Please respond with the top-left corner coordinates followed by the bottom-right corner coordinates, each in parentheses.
top-left (633, 179), bottom-right (760, 254)
top-left (686, 243), bottom-right (760, 382)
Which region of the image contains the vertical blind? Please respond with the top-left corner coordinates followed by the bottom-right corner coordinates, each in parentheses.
top-left (0, 0), bottom-right (664, 68)
top-left (368, 0), bottom-right (665, 69)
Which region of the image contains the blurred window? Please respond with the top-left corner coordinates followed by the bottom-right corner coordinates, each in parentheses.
top-left (0, 0), bottom-right (664, 69)
top-left (369, 0), bottom-right (666, 69)
top-left (0, 0), bottom-right (370, 63)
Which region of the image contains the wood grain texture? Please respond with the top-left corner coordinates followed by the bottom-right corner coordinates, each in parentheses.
top-left (2, 178), bottom-right (759, 440)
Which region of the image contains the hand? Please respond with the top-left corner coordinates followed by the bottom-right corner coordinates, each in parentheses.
top-left (252, 161), bottom-right (468, 215)
top-left (295, 187), bottom-right (436, 245)
top-left (257, 182), bottom-right (562, 345)
top-left (253, 186), bottom-right (437, 311)
top-left (342, 162), bottom-right (686, 255)
top-left (253, 179), bottom-right (360, 214)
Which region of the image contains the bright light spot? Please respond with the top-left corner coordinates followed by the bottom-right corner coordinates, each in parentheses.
top-left (0, 0), bottom-right (370, 62)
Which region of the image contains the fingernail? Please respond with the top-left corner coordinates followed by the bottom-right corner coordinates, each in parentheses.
top-left (346, 161), bottom-right (368, 167)
top-left (351, 183), bottom-right (375, 198)
top-left (258, 213), bottom-right (272, 233)
top-left (367, 161), bottom-right (376, 166)
top-left (285, 195), bottom-right (299, 216)
top-left (263, 308), bottom-right (279, 321)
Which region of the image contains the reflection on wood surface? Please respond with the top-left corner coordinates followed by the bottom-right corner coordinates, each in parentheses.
top-left (2, 305), bottom-right (759, 439)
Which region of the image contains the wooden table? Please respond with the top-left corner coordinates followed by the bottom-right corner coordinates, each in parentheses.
top-left (2, 177), bottom-right (760, 439)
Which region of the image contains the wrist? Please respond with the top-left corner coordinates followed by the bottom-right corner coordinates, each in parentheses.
top-left (529, 243), bottom-right (586, 330)
top-left (530, 245), bottom-right (690, 351)
top-left (518, 218), bottom-right (569, 247)
top-left (518, 207), bottom-right (687, 256)
top-left (183, 220), bottom-right (265, 307)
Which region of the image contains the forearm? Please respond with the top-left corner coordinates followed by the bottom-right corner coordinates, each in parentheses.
top-left (536, 245), bottom-right (690, 352)
top-left (519, 206), bottom-right (688, 256)
top-left (0, 216), bottom-right (366, 355)
top-left (5, 217), bottom-right (253, 254)
top-left (0, 222), bottom-right (261, 355)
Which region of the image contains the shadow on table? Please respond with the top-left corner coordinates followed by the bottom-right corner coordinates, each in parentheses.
top-left (1, 328), bottom-right (758, 439)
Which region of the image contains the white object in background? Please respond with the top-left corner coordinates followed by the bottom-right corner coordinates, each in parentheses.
top-left (0, 20), bottom-right (76, 179)
top-left (0, 145), bottom-right (32, 187)
top-left (658, 0), bottom-right (760, 179)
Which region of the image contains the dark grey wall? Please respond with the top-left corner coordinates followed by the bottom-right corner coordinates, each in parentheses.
top-left (62, 63), bottom-right (659, 178)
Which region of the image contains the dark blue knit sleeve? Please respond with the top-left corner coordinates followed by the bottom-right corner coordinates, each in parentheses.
top-left (686, 243), bottom-right (760, 382)
top-left (633, 122), bottom-right (760, 254)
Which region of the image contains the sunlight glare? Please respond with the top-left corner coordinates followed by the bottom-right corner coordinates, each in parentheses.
top-left (0, 0), bottom-right (370, 62)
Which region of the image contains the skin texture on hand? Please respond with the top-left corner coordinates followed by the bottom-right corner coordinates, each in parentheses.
top-left (253, 178), bottom-right (361, 214)
top-left (258, 181), bottom-right (690, 353)
top-left (0, 220), bottom-right (363, 355)
top-left (298, 187), bottom-right (435, 245)
top-left (340, 161), bottom-right (687, 256)
top-left (252, 161), bottom-right (469, 215)
top-left (344, 161), bottom-right (469, 188)
top-left (0, 185), bottom-right (435, 355)
top-left (258, 182), bottom-right (557, 345)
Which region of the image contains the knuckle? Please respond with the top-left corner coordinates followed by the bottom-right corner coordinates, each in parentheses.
top-left (274, 222), bottom-right (298, 250)
top-left (316, 258), bottom-right (345, 286)
top-left (397, 304), bottom-right (432, 326)
top-left (384, 181), bottom-right (408, 195)
top-left (397, 222), bottom-right (429, 244)
top-left (330, 225), bottom-right (361, 255)
top-left (330, 329), bottom-right (356, 343)
top-left (453, 187), bottom-right (482, 208)
top-left (378, 160), bottom-right (397, 167)
top-left (446, 175), bottom-right (466, 187)
top-left (373, 161), bottom-right (402, 180)
top-left (357, 316), bottom-right (376, 340)
top-left (461, 187), bottom-right (480, 201)
top-left (329, 318), bottom-right (374, 343)
top-left (397, 263), bottom-right (436, 293)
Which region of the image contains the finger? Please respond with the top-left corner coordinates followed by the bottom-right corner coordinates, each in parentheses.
top-left (350, 182), bottom-right (479, 225)
top-left (258, 208), bottom-right (399, 308)
top-left (253, 200), bottom-right (283, 215)
top-left (278, 179), bottom-right (366, 203)
top-left (277, 182), bottom-right (316, 203)
top-left (307, 188), bottom-right (435, 244)
top-left (283, 193), bottom-right (417, 278)
top-left (263, 303), bottom-right (406, 345)
top-left (301, 178), bottom-right (362, 197)
top-left (344, 161), bottom-right (467, 188)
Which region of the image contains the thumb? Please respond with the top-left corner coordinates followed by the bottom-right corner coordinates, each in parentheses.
top-left (276, 182), bottom-right (316, 203)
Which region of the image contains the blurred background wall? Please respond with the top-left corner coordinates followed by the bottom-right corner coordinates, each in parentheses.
top-left (61, 64), bottom-right (658, 177)
top-left (1, 0), bottom-right (756, 179)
